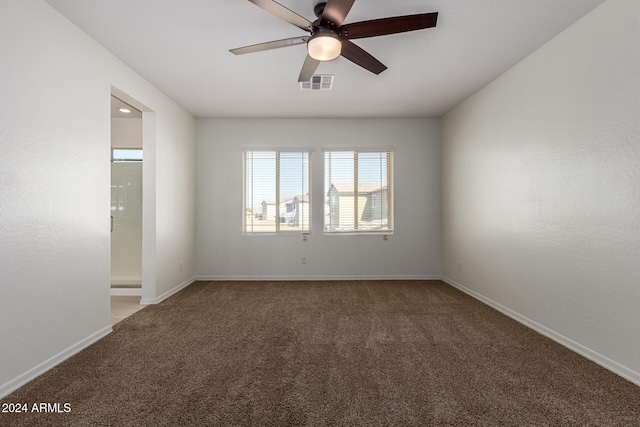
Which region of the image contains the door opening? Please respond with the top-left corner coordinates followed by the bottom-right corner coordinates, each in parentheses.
top-left (110, 95), bottom-right (143, 323)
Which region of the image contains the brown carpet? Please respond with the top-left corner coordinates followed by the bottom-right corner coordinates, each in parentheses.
top-left (2, 280), bottom-right (639, 426)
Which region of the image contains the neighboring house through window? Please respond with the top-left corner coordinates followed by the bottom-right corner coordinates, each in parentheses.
top-left (324, 150), bottom-right (393, 233)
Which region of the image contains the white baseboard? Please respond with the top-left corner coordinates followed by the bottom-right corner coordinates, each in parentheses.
top-left (441, 276), bottom-right (640, 387)
top-left (140, 277), bottom-right (196, 305)
top-left (195, 275), bottom-right (441, 281)
top-left (0, 325), bottom-right (112, 399)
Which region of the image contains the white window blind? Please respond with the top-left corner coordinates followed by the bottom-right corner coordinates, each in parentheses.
top-left (244, 151), bottom-right (311, 233)
top-left (324, 150), bottom-right (393, 233)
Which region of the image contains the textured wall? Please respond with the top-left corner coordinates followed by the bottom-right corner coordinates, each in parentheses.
top-left (442, 0), bottom-right (640, 383)
top-left (195, 118), bottom-right (442, 280)
top-left (0, 1), bottom-right (195, 397)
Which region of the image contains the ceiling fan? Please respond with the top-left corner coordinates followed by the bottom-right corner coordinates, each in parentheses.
top-left (230, 0), bottom-right (438, 82)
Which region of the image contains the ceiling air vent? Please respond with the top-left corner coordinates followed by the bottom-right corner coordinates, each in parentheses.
top-left (300, 74), bottom-right (334, 91)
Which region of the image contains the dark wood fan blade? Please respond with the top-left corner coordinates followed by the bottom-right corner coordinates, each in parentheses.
top-left (339, 39), bottom-right (387, 75)
top-left (248, 0), bottom-right (313, 32)
top-left (320, 0), bottom-right (356, 28)
top-left (230, 36), bottom-right (309, 55)
top-left (339, 12), bottom-right (438, 39)
top-left (298, 55), bottom-right (321, 82)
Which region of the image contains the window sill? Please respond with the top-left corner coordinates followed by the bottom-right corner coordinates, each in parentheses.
top-left (323, 231), bottom-right (394, 236)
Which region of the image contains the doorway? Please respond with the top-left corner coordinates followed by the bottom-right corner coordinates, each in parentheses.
top-left (110, 95), bottom-right (143, 324)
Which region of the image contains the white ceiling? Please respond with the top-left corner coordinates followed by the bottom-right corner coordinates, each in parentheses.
top-left (46, 0), bottom-right (605, 119)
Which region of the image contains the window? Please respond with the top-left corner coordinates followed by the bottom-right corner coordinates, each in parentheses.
top-left (324, 150), bottom-right (393, 233)
top-left (243, 151), bottom-right (311, 233)
top-left (112, 148), bottom-right (143, 162)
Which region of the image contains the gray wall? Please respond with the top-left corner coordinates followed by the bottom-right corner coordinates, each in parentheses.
top-left (441, 0), bottom-right (640, 384)
top-left (0, 1), bottom-right (196, 397)
top-left (196, 118), bottom-right (441, 280)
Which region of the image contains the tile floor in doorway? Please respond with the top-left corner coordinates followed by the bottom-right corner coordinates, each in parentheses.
top-left (111, 295), bottom-right (144, 325)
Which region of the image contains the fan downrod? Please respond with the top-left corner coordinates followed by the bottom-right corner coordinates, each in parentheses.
top-left (313, 1), bottom-right (327, 19)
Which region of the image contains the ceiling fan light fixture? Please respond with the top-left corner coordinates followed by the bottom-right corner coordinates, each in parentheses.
top-left (307, 29), bottom-right (341, 61)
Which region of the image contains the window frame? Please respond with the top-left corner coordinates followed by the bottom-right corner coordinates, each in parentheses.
top-left (242, 149), bottom-right (313, 235)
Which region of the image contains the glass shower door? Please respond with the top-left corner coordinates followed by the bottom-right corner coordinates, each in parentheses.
top-left (111, 160), bottom-right (142, 286)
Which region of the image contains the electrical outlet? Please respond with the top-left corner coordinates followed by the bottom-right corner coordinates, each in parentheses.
top-left (179, 262), bottom-right (184, 272)
top-left (301, 256), bottom-right (307, 264)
